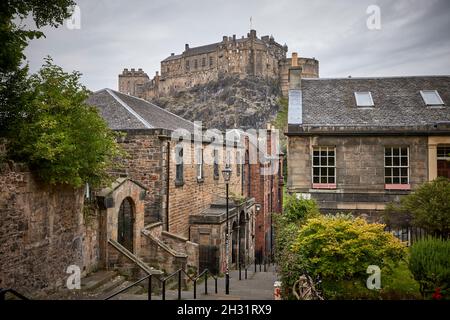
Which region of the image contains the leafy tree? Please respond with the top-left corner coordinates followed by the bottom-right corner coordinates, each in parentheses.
top-left (385, 178), bottom-right (450, 238)
top-left (9, 58), bottom-right (124, 187)
top-left (0, 0), bottom-right (75, 133)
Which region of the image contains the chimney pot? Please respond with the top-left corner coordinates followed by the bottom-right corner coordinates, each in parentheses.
top-left (131, 68), bottom-right (135, 72)
top-left (185, 43), bottom-right (189, 50)
top-left (171, 53), bottom-right (174, 56)
top-left (223, 36), bottom-right (228, 42)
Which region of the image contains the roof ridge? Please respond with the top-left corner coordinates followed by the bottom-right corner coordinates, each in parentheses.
top-left (105, 89), bottom-right (153, 129)
top-left (112, 89), bottom-right (199, 129)
top-left (303, 75), bottom-right (450, 81)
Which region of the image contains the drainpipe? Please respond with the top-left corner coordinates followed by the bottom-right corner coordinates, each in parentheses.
top-left (166, 140), bottom-right (170, 232)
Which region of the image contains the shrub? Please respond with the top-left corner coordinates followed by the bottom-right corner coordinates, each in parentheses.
top-left (282, 194), bottom-right (320, 224)
top-left (409, 237), bottom-right (450, 299)
top-left (293, 214), bottom-right (406, 280)
top-left (291, 214), bottom-right (407, 299)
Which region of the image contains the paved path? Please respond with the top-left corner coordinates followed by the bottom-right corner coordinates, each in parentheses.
top-left (113, 264), bottom-right (279, 300)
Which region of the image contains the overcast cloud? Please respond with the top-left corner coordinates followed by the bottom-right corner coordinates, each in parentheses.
top-left (24, 0), bottom-right (450, 91)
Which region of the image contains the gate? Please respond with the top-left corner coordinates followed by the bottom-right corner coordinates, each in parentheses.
top-left (199, 245), bottom-right (219, 275)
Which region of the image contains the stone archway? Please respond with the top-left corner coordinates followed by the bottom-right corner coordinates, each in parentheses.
top-left (97, 178), bottom-right (147, 266)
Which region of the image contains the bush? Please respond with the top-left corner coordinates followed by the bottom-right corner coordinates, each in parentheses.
top-left (409, 237), bottom-right (450, 299)
top-left (291, 214), bottom-right (407, 299)
top-left (282, 194), bottom-right (320, 224)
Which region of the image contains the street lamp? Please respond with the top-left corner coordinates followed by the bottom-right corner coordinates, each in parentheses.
top-left (222, 165), bottom-right (232, 295)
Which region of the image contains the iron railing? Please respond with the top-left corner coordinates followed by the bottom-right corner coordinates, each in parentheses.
top-left (104, 268), bottom-right (218, 300)
top-left (0, 288), bottom-right (29, 300)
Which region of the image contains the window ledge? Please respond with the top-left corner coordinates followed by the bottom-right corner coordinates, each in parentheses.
top-left (175, 180), bottom-right (184, 187)
top-left (385, 184), bottom-right (410, 190)
top-left (213, 175), bottom-right (220, 180)
top-left (312, 183), bottom-right (336, 190)
top-left (197, 178), bottom-right (204, 184)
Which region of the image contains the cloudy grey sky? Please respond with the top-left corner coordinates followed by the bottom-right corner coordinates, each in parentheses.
top-left (25, 0), bottom-right (450, 91)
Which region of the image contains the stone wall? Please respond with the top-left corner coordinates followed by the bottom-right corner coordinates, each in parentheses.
top-left (0, 162), bottom-right (87, 297)
top-left (287, 135), bottom-right (429, 214)
top-left (112, 129), bottom-right (167, 224)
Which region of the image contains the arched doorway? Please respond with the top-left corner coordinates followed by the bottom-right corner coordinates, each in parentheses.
top-left (118, 197), bottom-right (134, 252)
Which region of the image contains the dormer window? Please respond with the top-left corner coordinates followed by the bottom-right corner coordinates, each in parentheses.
top-left (420, 90), bottom-right (444, 106)
top-left (354, 92), bottom-right (374, 107)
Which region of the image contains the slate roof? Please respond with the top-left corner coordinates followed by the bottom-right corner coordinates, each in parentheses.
top-left (86, 89), bottom-right (196, 132)
top-left (293, 76), bottom-right (450, 129)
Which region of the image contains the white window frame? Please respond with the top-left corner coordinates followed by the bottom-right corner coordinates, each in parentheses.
top-left (384, 146), bottom-right (409, 185)
top-left (354, 92), bottom-right (374, 107)
top-left (420, 90), bottom-right (444, 106)
top-left (312, 146), bottom-right (336, 187)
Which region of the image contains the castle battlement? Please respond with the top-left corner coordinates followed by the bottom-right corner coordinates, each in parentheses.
top-left (118, 30), bottom-right (319, 99)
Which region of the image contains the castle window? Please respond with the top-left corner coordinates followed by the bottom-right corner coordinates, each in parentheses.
top-left (209, 56), bottom-right (213, 67)
top-left (194, 59), bottom-right (198, 69)
top-left (185, 60), bottom-right (190, 70)
top-left (385, 147), bottom-right (410, 190)
top-left (312, 146), bottom-right (336, 189)
top-left (202, 57), bottom-right (206, 67)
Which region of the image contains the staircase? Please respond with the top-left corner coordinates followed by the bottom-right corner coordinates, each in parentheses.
top-left (108, 239), bottom-right (163, 275)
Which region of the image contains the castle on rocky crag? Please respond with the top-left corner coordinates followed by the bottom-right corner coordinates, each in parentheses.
top-left (118, 29), bottom-right (319, 99)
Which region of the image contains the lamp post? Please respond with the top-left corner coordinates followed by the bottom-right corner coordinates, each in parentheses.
top-left (222, 165), bottom-right (232, 295)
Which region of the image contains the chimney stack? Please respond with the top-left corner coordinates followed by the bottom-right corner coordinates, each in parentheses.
top-left (223, 36), bottom-right (228, 42)
top-left (185, 43), bottom-right (189, 51)
top-left (287, 55), bottom-right (303, 125)
top-left (291, 52), bottom-right (298, 67)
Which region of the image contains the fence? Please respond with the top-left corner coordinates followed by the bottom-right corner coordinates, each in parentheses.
top-left (385, 226), bottom-right (429, 246)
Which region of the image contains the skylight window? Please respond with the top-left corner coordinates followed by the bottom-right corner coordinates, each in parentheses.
top-left (420, 90), bottom-right (444, 106)
top-left (354, 92), bottom-right (374, 107)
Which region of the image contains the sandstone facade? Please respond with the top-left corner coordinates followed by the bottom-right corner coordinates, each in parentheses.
top-left (118, 30), bottom-right (319, 100)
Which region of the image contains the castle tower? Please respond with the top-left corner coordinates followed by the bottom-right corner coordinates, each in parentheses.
top-left (118, 68), bottom-right (150, 97)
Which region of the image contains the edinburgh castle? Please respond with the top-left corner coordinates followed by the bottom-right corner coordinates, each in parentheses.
top-left (118, 29), bottom-right (319, 100)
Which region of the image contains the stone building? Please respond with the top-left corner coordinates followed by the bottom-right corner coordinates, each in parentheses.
top-left (118, 30), bottom-right (319, 99)
top-left (286, 68), bottom-right (450, 220)
top-left (87, 89), bottom-right (263, 274)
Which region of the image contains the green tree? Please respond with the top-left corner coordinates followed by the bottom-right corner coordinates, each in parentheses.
top-left (0, 0), bottom-right (75, 133)
top-left (385, 178), bottom-right (450, 238)
top-left (9, 58), bottom-right (124, 187)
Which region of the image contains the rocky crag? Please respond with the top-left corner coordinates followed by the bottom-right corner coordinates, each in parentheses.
top-left (152, 75), bottom-right (282, 131)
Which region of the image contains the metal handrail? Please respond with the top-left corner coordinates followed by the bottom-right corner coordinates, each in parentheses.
top-left (104, 274), bottom-right (151, 300)
top-left (104, 267), bottom-right (219, 301)
top-left (0, 288), bottom-right (29, 300)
